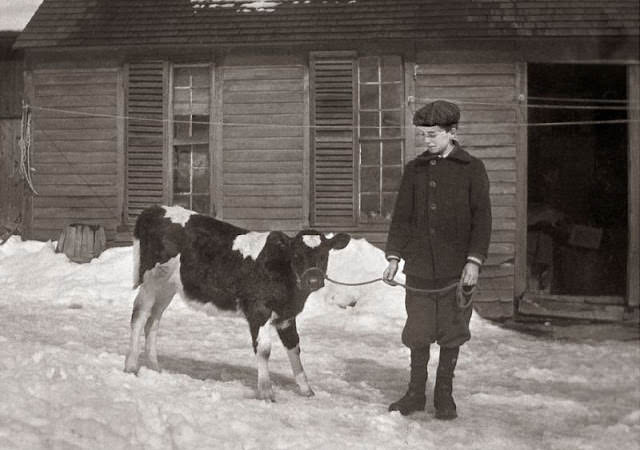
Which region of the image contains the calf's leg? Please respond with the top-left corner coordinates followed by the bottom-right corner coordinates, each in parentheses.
top-left (124, 284), bottom-right (155, 373)
top-left (125, 259), bottom-right (178, 374)
top-left (276, 319), bottom-right (314, 397)
top-left (250, 316), bottom-right (274, 401)
top-left (143, 289), bottom-right (174, 371)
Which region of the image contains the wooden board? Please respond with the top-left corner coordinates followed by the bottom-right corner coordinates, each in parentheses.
top-left (29, 68), bottom-right (121, 243)
top-left (222, 64), bottom-right (306, 226)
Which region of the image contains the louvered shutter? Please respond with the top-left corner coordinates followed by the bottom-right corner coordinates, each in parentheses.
top-left (126, 61), bottom-right (166, 225)
top-left (310, 52), bottom-right (357, 226)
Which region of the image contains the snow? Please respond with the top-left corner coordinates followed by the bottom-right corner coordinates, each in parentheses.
top-left (0, 235), bottom-right (639, 449)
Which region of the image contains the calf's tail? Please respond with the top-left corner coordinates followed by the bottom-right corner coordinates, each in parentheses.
top-left (132, 238), bottom-right (141, 289)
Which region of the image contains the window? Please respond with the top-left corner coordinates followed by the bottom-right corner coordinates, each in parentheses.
top-left (358, 56), bottom-right (404, 222)
top-left (171, 65), bottom-right (211, 213)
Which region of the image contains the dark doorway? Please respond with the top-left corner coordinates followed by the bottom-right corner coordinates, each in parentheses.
top-left (527, 64), bottom-right (628, 296)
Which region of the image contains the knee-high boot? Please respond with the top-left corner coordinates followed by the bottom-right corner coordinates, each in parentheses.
top-left (434, 346), bottom-right (459, 420)
top-left (388, 346), bottom-right (429, 416)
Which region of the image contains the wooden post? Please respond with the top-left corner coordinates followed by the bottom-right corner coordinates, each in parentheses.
top-left (213, 58), bottom-right (224, 219)
top-left (627, 64), bottom-right (639, 308)
top-left (514, 62), bottom-right (528, 303)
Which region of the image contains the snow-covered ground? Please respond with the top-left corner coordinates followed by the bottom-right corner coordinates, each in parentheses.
top-left (1, 236), bottom-right (638, 450)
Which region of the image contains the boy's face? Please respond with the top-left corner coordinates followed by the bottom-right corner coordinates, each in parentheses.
top-left (416, 125), bottom-right (456, 155)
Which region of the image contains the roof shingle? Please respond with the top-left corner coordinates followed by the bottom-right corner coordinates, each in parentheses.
top-left (14, 0), bottom-right (640, 49)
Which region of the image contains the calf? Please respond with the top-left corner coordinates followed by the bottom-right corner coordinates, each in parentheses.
top-left (124, 205), bottom-right (350, 400)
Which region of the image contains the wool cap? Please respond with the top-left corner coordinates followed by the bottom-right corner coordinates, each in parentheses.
top-left (413, 100), bottom-right (460, 127)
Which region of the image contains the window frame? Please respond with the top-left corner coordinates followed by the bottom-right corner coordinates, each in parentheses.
top-left (356, 55), bottom-right (405, 224)
top-left (168, 62), bottom-right (215, 214)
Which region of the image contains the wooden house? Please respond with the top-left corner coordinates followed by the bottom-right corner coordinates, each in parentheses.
top-left (12, 0), bottom-right (639, 322)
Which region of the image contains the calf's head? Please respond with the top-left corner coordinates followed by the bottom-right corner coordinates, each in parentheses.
top-left (291, 231), bottom-right (350, 291)
top-left (264, 230), bottom-right (350, 291)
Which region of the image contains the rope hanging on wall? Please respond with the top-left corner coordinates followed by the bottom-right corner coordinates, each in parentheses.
top-left (19, 103), bottom-right (38, 195)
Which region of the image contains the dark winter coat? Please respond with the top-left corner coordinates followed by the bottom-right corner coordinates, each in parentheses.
top-left (385, 142), bottom-right (492, 280)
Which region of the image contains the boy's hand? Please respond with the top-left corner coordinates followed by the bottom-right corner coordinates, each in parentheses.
top-left (383, 259), bottom-right (399, 285)
top-left (461, 262), bottom-right (479, 286)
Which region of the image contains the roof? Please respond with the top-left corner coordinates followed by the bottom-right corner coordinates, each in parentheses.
top-left (14, 0), bottom-right (640, 49)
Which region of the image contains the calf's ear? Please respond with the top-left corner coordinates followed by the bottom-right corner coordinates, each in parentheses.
top-left (268, 231), bottom-right (291, 249)
top-left (263, 231), bottom-right (291, 259)
top-left (327, 233), bottom-right (350, 250)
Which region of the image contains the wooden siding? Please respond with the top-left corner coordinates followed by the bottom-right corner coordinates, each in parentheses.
top-left (29, 68), bottom-right (122, 242)
top-left (0, 120), bottom-right (23, 228)
top-left (414, 63), bottom-right (520, 314)
top-left (0, 60), bottom-right (24, 119)
top-left (221, 65), bottom-right (307, 231)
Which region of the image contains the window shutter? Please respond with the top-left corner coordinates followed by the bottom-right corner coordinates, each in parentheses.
top-left (310, 52), bottom-right (357, 226)
top-left (126, 61), bottom-right (166, 225)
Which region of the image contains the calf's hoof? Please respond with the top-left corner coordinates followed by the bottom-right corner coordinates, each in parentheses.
top-left (123, 355), bottom-right (139, 374)
top-left (257, 381), bottom-right (275, 402)
top-left (297, 386), bottom-right (315, 397)
top-left (123, 363), bottom-right (139, 375)
top-left (147, 358), bottom-right (161, 372)
top-left (257, 390), bottom-right (275, 402)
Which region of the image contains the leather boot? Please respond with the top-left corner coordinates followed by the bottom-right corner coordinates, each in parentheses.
top-left (434, 346), bottom-right (459, 420)
top-left (388, 347), bottom-right (429, 416)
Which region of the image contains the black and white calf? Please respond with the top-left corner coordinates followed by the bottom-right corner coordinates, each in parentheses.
top-left (124, 205), bottom-right (350, 400)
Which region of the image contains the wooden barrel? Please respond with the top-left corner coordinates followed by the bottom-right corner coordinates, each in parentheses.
top-left (56, 223), bottom-right (106, 263)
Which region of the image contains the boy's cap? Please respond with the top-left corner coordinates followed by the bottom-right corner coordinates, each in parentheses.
top-left (413, 100), bottom-right (460, 127)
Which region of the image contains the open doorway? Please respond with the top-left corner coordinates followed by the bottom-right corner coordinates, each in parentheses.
top-left (526, 64), bottom-right (628, 297)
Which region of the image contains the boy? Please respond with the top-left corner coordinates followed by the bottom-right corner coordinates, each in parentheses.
top-left (383, 100), bottom-right (491, 419)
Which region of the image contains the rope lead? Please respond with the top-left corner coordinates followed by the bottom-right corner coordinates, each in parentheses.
top-left (323, 275), bottom-right (475, 309)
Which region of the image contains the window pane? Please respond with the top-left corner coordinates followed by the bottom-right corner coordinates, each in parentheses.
top-left (360, 166), bottom-right (380, 192)
top-left (381, 84), bottom-right (402, 109)
top-left (382, 192), bottom-right (397, 219)
top-left (191, 194), bottom-right (210, 213)
top-left (382, 111), bottom-right (402, 138)
top-left (174, 115), bottom-right (190, 139)
top-left (173, 194), bottom-right (190, 209)
top-left (361, 193), bottom-right (380, 217)
top-left (191, 68), bottom-right (210, 87)
top-left (359, 84), bottom-right (379, 110)
top-left (359, 57), bottom-right (379, 83)
top-left (192, 168), bottom-right (209, 193)
top-left (192, 115), bottom-right (209, 141)
top-left (174, 68), bottom-right (191, 87)
top-left (173, 146), bottom-right (191, 193)
top-left (173, 89), bottom-right (190, 105)
top-left (383, 140), bottom-right (403, 165)
top-left (192, 88), bottom-right (210, 107)
top-left (361, 142), bottom-right (380, 165)
top-left (360, 111), bottom-right (379, 138)
top-left (382, 166), bottom-right (402, 191)
top-left (193, 144), bottom-right (209, 168)
top-left (381, 56), bottom-right (402, 82)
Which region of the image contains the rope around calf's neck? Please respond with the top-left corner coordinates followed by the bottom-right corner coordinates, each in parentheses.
top-left (322, 275), bottom-right (475, 309)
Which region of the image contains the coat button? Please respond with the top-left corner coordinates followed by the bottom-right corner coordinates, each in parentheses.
top-left (429, 180), bottom-right (437, 188)
top-left (430, 160), bottom-right (437, 166)
top-left (429, 227), bottom-right (436, 235)
top-left (430, 203), bottom-right (437, 210)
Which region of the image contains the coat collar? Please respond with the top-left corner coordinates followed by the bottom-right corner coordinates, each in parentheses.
top-left (415, 141), bottom-right (472, 165)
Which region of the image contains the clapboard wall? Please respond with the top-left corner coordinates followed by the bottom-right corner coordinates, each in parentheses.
top-left (28, 68), bottom-right (123, 242)
top-left (414, 62), bottom-right (521, 316)
top-left (221, 64), bottom-right (308, 231)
